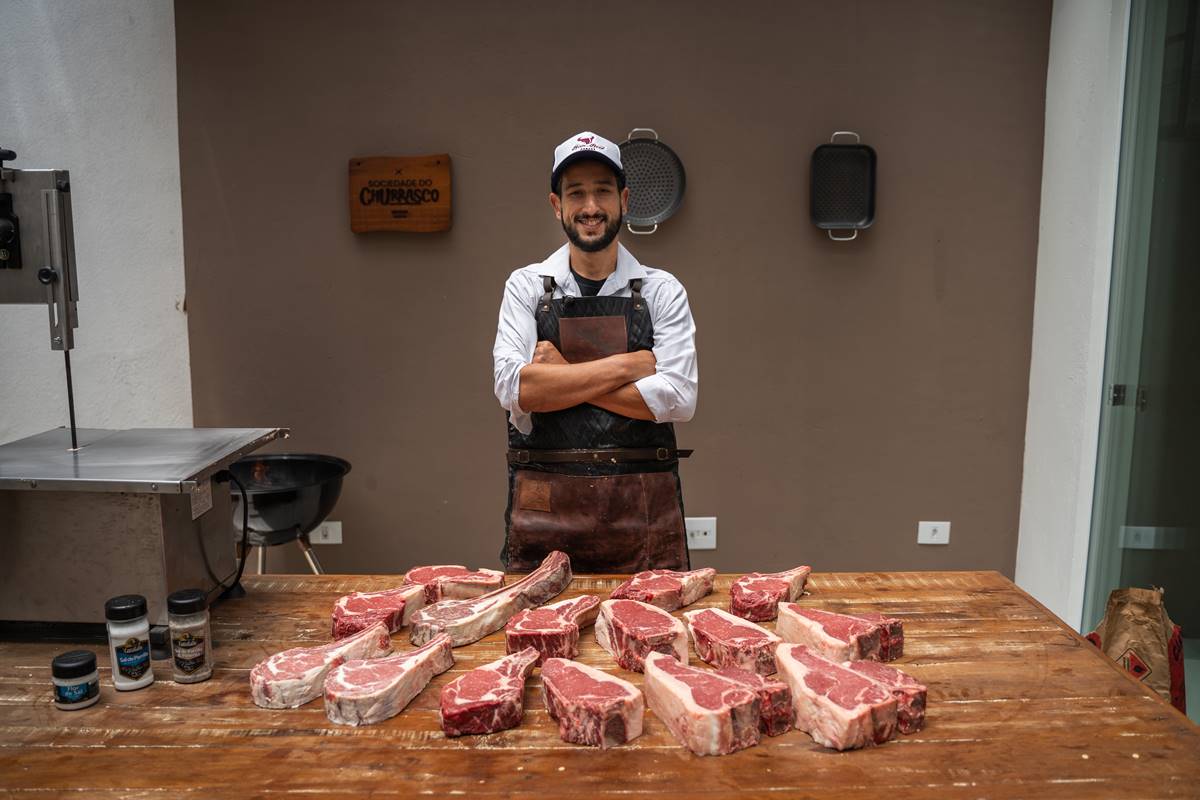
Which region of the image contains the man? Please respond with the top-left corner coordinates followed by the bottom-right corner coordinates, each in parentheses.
top-left (492, 131), bottom-right (699, 573)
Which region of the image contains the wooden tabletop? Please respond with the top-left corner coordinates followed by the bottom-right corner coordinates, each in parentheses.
top-left (2, 571), bottom-right (1198, 799)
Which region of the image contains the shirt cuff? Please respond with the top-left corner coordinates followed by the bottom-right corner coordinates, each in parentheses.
top-left (634, 373), bottom-right (674, 423)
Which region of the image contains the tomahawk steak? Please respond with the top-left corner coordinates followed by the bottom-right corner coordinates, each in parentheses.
top-left (683, 606), bottom-right (782, 676)
top-left (541, 658), bottom-right (644, 748)
top-left (776, 604), bottom-right (882, 661)
top-left (505, 595), bottom-right (600, 665)
top-left (249, 622), bottom-right (392, 709)
top-left (715, 665), bottom-right (795, 736)
top-left (409, 551), bottom-right (572, 647)
top-left (610, 568), bottom-right (716, 611)
top-left (774, 643), bottom-right (897, 750)
top-left (843, 659), bottom-right (926, 733)
top-left (404, 564), bottom-right (505, 603)
top-left (324, 633), bottom-right (454, 725)
top-left (439, 647), bottom-right (539, 737)
top-left (729, 566), bottom-right (811, 621)
top-left (643, 652), bottom-right (761, 756)
top-left (331, 583), bottom-right (426, 639)
top-left (850, 612), bottom-right (904, 661)
top-left (594, 599), bottom-right (688, 672)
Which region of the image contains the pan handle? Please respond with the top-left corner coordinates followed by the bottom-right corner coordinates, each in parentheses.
top-left (827, 230), bottom-right (858, 242)
top-left (830, 131), bottom-right (861, 144)
top-left (627, 128), bottom-right (659, 141)
top-left (627, 222), bottom-right (658, 235)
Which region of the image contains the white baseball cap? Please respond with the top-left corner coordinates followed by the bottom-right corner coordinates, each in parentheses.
top-left (550, 131), bottom-right (624, 192)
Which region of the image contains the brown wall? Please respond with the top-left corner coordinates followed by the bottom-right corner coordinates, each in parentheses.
top-left (177, 0), bottom-right (1050, 576)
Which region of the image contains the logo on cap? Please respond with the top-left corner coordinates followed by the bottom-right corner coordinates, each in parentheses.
top-left (577, 136), bottom-right (595, 144)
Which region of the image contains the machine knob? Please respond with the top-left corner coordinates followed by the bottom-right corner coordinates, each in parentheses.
top-left (37, 267), bottom-right (58, 285)
top-left (0, 218), bottom-right (13, 243)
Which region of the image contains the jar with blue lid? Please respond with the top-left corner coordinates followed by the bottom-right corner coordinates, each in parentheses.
top-left (52, 650), bottom-right (100, 710)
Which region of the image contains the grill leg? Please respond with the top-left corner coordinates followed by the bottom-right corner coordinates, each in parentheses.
top-left (257, 546), bottom-right (266, 575)
top-left (296, 534), bottom-right (324, 575)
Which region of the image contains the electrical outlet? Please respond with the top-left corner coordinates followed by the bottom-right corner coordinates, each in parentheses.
top-left (918, 520), bottom-right (950, 545)
top-left (311, 521), bottom-right (342, 544)
top-left (686, 517), bottom-right (717, 550)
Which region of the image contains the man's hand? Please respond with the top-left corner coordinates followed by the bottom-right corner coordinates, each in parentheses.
top-left (533, 340), bottom-right (569, 365)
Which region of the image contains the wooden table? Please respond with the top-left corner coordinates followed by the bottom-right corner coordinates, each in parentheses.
top-left (2, 571), bottom-right (1198, 798)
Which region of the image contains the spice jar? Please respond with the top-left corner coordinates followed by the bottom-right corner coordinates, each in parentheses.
top-left (105, 594), bottom-right (155, 691)
top-left (167, 588), bottom-right (213, 683)
top-left (51, 650), bottom-right (101, 710)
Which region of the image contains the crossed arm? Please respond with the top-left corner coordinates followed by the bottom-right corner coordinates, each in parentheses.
top-left (517, 342), bottom-right (658, 420)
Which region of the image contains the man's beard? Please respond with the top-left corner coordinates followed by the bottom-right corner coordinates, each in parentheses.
top-left (562, 209), bottom-right (622, 253)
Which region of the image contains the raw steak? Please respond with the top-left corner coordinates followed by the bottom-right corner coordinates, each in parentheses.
top-left (324, 633), bottom-right (454, 725)
top-left (594, 599), bottom-right (688, 672)
top-left (331, 583), bottom-right (426, 639)
top-left (541, 658), bottom-right (644, 748)
top-left (249, 622), bottom-right (392, 709)
top-left (776, 604), bottom-right (882, 661)
top-left (505, 595), bottom-right (601, 665)
top-left (716, 666), bottom-right (795, 736)
top-left (404, 564), bottom-right (505, 603)
top-left (643, 652), bottom-right (761, 756)
top-left (774, 643), bottom-right (897, 750)
top-left (850, 612), bottom-right (904, 661)
top-left (683, 607), bottom-right (782, 676)
top-left (843, 659), bottom-right (926, 733)
top-left (729, 566), bottom-right (811, 621)
top-left (610, 568), bottom-right (716, 611)
top-left (439, 647), bottom-right (539, 737)
top-left (410, 551), bottom-right (572, 647)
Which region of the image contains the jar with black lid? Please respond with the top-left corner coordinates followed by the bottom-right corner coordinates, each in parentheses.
top-left (51, 650), bottom-right (101, 710)
top-left (167, 588), bottom-right (213, 683)
top-left (105, 594), bottom-right (155, 691)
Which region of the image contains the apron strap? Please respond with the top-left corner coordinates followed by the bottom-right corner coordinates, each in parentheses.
top-left (630, 278), bottom-right (644, 311)
top-left (540, 276), bottom-right (556, 312)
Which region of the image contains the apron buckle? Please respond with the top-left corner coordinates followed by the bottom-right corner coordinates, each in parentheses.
top-left (656, 447), bottom-right (670, 461)
top-left (515, 450), bottom-right (530, 464)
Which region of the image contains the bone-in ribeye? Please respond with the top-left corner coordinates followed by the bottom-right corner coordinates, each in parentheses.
top-left (843, 659), bottom-right (926, 733)
top-left (403, 564), bottom-right (505, 604)
top-left (729, 566), bottom-right (811, 621)
top-left (609, 568), bottom-right (716, 611)
top-left (776, 604), bottom-right (882, 661)
top-left (324, 633), bottom-right (454, 725)
top-left (774, 643), bottom-right (897, 750)
top-left (643, 652), bottom-right (762, 756)
top-left (249, 622), bottom-right (392, 709)
top-left (683, 606), bottom-right (782, 676)
top-left (594, 598), bottom-right (688, 672)
top-left (439, 647), bottom-right (539, 737)
top-left (541, 658), bottom-right (644, 748)
top-left (505, 594), bottom-right (600, 665)
top-left (409, 551), bottom-right (572, 647)
top-left (331, 583), bottom-right (426, 639)
top-left (715, 665), bottom-right (795, 736)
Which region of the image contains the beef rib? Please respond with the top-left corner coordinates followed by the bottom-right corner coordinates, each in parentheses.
top-left (683, 606), bottom-right (782, 676)
top-left (249, 622), bottom-right (392, 709)
top-left (843, 659), bottom-right (926, 733)
top-left (715, 665), bottom-right (795, 736)
top-left (642, 652), bottom-right (761, 756)
top-left (610, 568), bottom-right (716, 611)
top-left (729, 566), bottom-right (811, 621)
top-left (404, 564), bottom-right (505, 604)
top-left (331, 583), bottom-right (426, 640)
top-left (774, 643), bottom-right (897, 750)
top-left (439, 646), bottom-right (539, 737)
top-left (776, 604), bottom-right (882, 662)
top-left (849, 612), bottom-right (904, 661)
top-left (505, 594), bottom-right (601, 665)
top-left (324, 633), bottom-right (454, 725)
top-left (594, 599), bottom-right (688, 673)
top-left (541, 658), bottom-right (644, 748)
top-left (409, 551), bottom-right (572, 647)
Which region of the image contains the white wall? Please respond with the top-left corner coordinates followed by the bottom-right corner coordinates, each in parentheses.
top-left (0, 1), bottom-right (191, 444)
top-left (1015, 0), bottom-right (1130, 630)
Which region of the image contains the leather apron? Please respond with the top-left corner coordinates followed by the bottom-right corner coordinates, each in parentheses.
top-left (502, 276), bottom-right (690, 573)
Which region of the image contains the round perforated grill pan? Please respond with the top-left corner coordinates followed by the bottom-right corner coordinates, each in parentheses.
top-left (619, 129), bottom-right (686, 230)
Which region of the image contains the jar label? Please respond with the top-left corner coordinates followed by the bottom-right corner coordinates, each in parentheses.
top-left (173, 632), bottom-right (208, 673)
top-left (116, 637), bottom-right (150, 680)
top-left (55, 679), bottom-right (99, 705)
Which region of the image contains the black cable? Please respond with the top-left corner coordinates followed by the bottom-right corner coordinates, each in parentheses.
top-left (205, 470), bottom-right (251, 604)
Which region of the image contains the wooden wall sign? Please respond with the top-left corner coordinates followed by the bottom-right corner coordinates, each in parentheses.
top-left (348, 154), bottom-right (451, 233)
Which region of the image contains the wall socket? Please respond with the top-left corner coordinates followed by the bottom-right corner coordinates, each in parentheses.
top-left (311, 521), bottom-right (342, 544)
top-left (917, 520), bottom-right (950, 545)
top-left (686, 517), bottom-right (717, 550)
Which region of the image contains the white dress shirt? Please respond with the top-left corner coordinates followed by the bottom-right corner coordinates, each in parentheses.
top-left (493, 243), bottom-right (699, 435)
